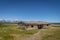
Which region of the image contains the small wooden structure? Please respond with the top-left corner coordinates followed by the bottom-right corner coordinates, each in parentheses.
top-left (18, 21), bottom-right (51, 30)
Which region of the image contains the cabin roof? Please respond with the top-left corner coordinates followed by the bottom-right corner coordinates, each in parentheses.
top-left (18, 21), bottom-right (49, 25)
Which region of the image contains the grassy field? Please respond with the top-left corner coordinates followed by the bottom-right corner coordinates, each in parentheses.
top-left (0, 23), bottom-right (38, 40)
top-left (52, 23), bottom-right (60, 27)
top-left (0, 23), bottom-right (60, 40)
top-left (40, 23), bottom-right (60, 40)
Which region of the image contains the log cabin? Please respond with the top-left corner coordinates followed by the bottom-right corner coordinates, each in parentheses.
top-left (18, 21), bottom-right (51, 30)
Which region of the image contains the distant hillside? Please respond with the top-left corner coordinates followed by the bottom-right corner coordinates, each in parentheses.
top-left (51, 23), bottom-right (60, 25)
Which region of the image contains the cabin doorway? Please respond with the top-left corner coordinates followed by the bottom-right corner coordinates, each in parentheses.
top-left (31, 25), bottom-right (34, 27)
top-left (38, 25), bottom-right (43, 29)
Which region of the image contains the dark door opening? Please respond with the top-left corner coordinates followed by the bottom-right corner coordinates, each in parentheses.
top-left (38, 25), bottom-right (43, 29)
top-left (31, 25), bottom-right (34, 27)
top-left (47, 24), bottom-right (49, 26)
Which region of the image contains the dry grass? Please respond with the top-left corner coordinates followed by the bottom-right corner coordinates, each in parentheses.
top-left (37, 24), bottom-right (60, 40)
top-left (0, 23), bottom-right (38, 40)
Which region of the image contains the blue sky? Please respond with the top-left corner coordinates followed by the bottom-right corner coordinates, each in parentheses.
top-left (0, 0), bottom-right (60, 22)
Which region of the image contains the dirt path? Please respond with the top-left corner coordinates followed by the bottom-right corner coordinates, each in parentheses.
top-left (23, 30), bottom-right (41, 40)
top-left (15, 27), bottom-right (53, 40)
top-left (14, 30), bottom-right (42, 40)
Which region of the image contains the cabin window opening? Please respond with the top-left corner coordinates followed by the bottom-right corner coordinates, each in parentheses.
top-left (47, 24), bottom-right (49, 26)
top-left (31, 25), bottom-right (34, 27)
